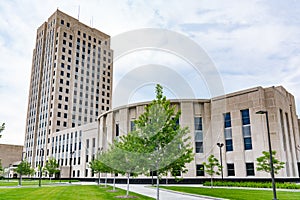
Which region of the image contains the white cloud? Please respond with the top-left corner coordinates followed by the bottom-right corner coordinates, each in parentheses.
top-left (1, 0), bottom-right (300, 145)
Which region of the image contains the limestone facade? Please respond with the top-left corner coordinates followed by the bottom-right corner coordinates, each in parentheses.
top-left (23, 10), bottom-right (113, 174)
top-left (96, 86), bottom-right (300, 179)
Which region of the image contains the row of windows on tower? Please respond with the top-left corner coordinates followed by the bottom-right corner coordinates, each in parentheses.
top-left (194, 109), bottom-right (253, 154)
top-left (60, 19), bottom-right (108, 46)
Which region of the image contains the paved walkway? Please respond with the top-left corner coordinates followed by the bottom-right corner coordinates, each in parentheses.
top-left (114, 184), bottom-right (225, 200)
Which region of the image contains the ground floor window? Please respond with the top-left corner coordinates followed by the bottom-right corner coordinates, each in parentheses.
top-left (227, 163), bottom-right (235, 176)
top-left (196, 164), bottom-right (205, 176)
top-left (246, 163), bottom-right (255, 176)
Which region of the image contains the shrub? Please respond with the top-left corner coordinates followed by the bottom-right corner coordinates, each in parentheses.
top-left (203, 181), bottom-right (300, 189)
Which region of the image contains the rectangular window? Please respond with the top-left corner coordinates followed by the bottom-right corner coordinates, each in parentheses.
top-left (196, 164), bottom-right (205, 176)
top-left (116, 124), bottom-right (119, 137)
top-left (241, 109), bottom-right (252, 150)
top-left (130, 121), bottom-right (135, 131)
top-left (227, 163), bottom-right (235, 176)
top-left (224, 113), bottom-right (233, 151)
top-left (92, 138), bottom-right (95, 148)
top-left (246, 163), bottom-right (255, 176)
top-left (194, 117), bottom-right (203, 153)
top-left (86, 139), bottom-right (89, 148)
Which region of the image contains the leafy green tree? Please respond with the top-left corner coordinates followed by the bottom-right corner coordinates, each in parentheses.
top-left (133, 84), bottom-right (194, 199)
top-left (89, 157), bottom-right (102, 185)
top-left (14, 160), bottom-right (35, 177)
top-left (89, 151), bottom-right (113, 187)
top-left (203, 155), bottom-right (221, 188)
top-left (256, 151), bottom-right (285, 174)
top-left (99, 147), bottom-right (121, 191)
top-left (0, 123), bottom-right (5, 138)
top-left (111, 133), bottom-right (145, 197)
top-left (44, 158), bottom-right (60, 182)
top-left (102, 84), bottom-right (193, 199)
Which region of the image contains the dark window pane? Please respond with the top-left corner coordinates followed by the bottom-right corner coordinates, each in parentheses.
top-left (196, 164), bottom-right (205, 176)
top-left (227, 163), bottom-right (235, 176)
top-left (244, 138), bottom-right (252, 150)
top-left (225, 139), bottom-right (233, 151)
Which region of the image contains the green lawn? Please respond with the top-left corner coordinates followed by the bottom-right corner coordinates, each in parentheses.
top-left (0, 179), bottom-right (75, 186)
top-left (0, 185), bottom-right (154, 200)
top-left (160, 186), bottom-right (300, 200)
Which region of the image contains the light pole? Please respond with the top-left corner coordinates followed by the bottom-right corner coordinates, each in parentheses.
top-left (19, 152), bottom-right (26, 186)
top-left (39, 148), bottom-right (44, 187)
top-left (256, 110), bottom-right (277, 200)
top-left (217, 143), bottom-right (224, 180)
top-left (69, 151), bottom-right (75, 183)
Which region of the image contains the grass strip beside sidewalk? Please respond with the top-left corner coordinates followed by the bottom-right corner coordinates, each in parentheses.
top-left (160, 186), bottom-right (300, 200)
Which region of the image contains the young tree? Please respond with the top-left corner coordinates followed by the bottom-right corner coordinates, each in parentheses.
top-left (89, 151), bottom-right (113, 187)
top-left (0, 123), bottom-right (5, 138)
top-left (256, 151), bottom-right (285, 174)
top-left (133, 84), bottom-right (194, 199)
top-left (203, 155), bottom-right (221, 188)
top-left (99, 148), bottom-right (122, 190)
top-left (44, 158), bottom-right (60, 182)
top-left (110, 133), bottom-right (145, 197)
top-left (14, 160), bottom-right (35, 177)
top-left (89, 157), bottom-right (102, 185)
top-left (102, 84), bottom-right (193, 199)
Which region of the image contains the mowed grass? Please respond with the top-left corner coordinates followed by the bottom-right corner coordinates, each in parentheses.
top-left (0, 179), bottom-right (75, 186)
top-left (0, 185), bottom-right (154, 200)
top-left (160, 186), bottom-right (300, 200)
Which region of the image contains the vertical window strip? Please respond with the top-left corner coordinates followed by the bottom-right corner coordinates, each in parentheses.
top-left (224, 113), bottom-right (233, 151)
top-left (194, 117), bottom-right (203, 153)
top-left (241, 109), bottom-right (252, 150)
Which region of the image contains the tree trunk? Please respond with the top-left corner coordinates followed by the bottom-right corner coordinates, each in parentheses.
top-left (156, 174), bottom-right (160, 200)
top-left (98, 172), bottom-right (101, 186)
top-left (166, 175), bottom-right (168, 185)
top-left (210, 176), bottom-right (213, 188)
top-left (113, 173), bottom-right (116, 191)
top-left (104, 173), bottom-right (107, 188)
top-left (126, 173), bottom-right (130, 197)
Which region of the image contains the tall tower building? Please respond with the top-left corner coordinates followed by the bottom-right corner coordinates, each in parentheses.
top-left (24, 10), bottom-right (113, 168)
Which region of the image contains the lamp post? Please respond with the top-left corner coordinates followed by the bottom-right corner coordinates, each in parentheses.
top-left (256, 110), bottom-right (277, 200)
top-left (69, 151), bottom-right (75, 183)
top-left (39, 148), bottom-right (44, 187)
top-left (19, 152), bottom-right (26, 186)
top-left (217, 143), bottom-right (224, 180)
top-left (97, 148), bottom-right (102, 185)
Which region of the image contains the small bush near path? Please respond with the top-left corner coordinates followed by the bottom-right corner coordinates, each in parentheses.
top-left (203, 181), bottom-right (300, 189)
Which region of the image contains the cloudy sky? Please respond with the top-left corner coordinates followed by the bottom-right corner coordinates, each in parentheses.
top-left (1, 0), bottom-right (300, 145)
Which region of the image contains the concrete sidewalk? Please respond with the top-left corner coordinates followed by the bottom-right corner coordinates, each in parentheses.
top-left (114, 184), bottom-right (224, 200)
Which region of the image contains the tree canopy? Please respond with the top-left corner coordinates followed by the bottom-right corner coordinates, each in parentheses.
top-left (44, 157), bottom-right (60, 178)
top-left (100, 84), bottom-right (194, 198)
top-left (256, 151), bottom-right (285, 174)
top-left (14, 160), bottom-right (34, 176)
